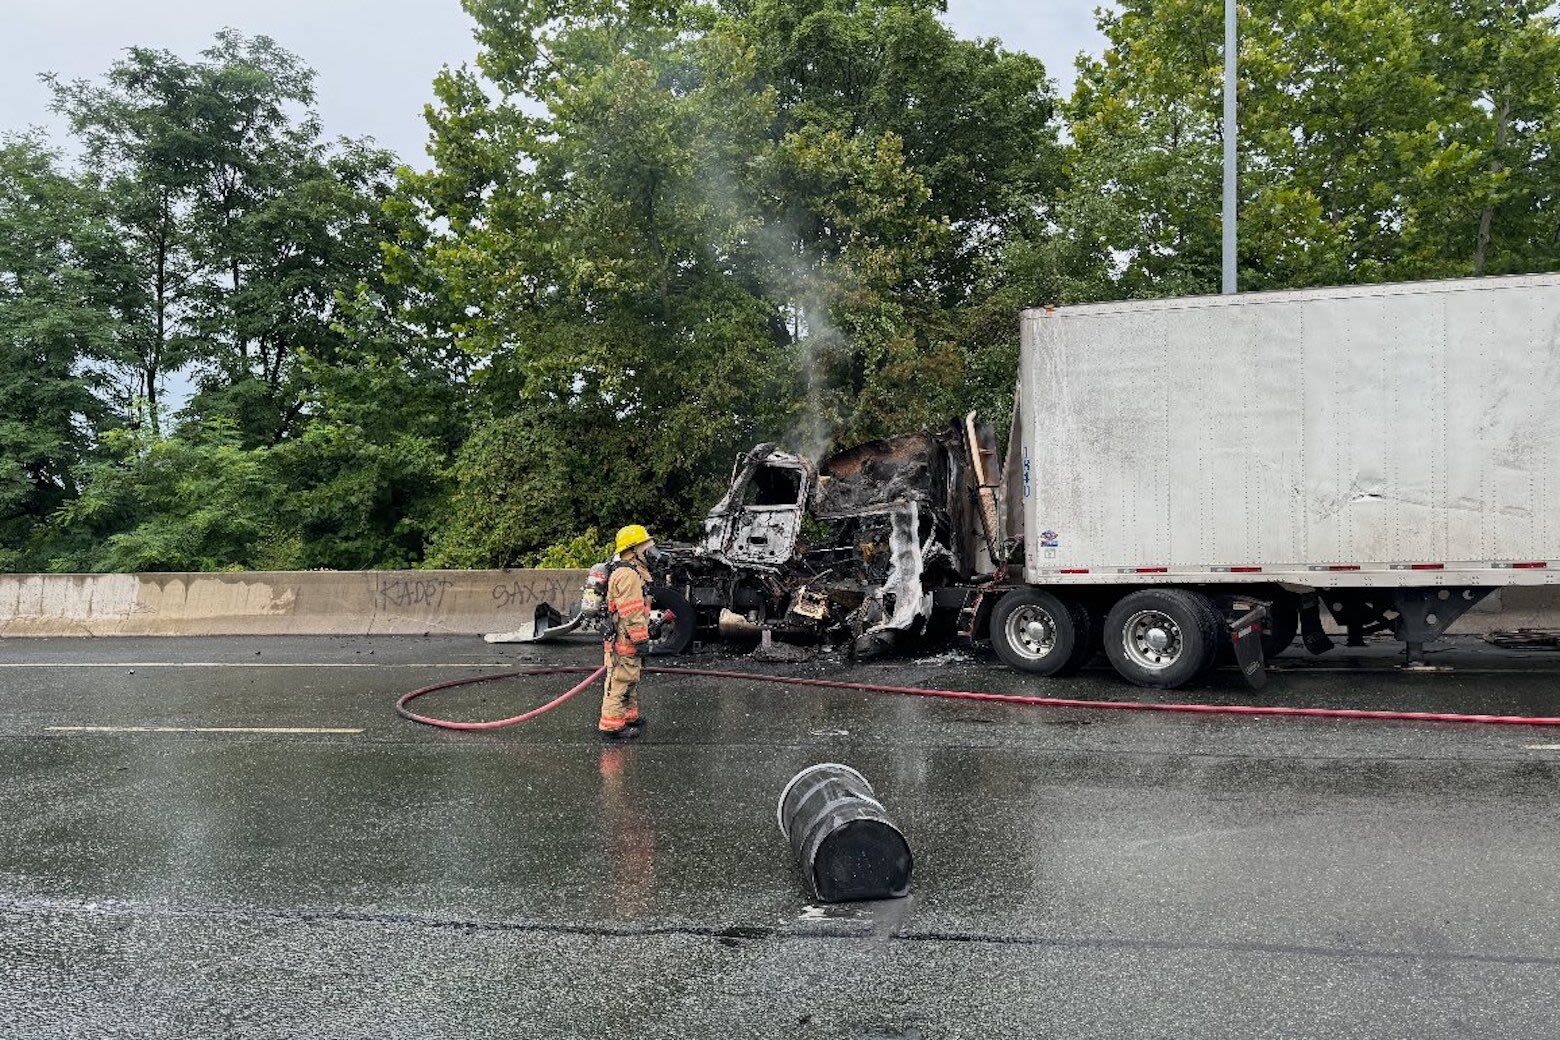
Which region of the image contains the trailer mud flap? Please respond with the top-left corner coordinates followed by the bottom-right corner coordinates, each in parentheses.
top-left (1298, 593), bottom-right (1335, 655)
top-left (1229, 607), bottom-right (1269, 690)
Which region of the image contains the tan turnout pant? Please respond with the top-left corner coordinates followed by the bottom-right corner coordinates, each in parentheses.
top-left (600, 644), bottom-right (643, 731)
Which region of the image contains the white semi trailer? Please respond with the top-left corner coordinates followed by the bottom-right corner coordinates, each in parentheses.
top-left (985, 272), bottom-right (1560, 689)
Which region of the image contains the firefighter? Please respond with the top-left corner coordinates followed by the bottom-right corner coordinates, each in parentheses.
top-left (600, 524), bottom-right (657, 738)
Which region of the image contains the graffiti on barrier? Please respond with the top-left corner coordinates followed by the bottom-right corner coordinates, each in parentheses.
top-left (374, 578), bottom-right (454, 611)
top-left (492, 578), bottom-right (570, 611)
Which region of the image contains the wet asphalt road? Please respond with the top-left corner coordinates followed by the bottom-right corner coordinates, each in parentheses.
top-left (0, 635), bottom-right (1557, 1039)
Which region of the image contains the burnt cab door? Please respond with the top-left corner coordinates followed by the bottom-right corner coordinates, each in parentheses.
top-left (705, 451), bottom-right (811, 565)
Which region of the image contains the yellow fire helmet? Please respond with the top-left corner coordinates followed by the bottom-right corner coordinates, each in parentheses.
top-left (615, 524), bottom-right (652, 555)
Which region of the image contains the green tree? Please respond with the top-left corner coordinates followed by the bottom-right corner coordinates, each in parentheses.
top-left (0, 137), bottom-right (117, 569)
top-left (1402, 0), bottom-right (1560, 277)
top-left (50, 31), bottom-right (405, 445)
top-left (417, 3), bottom-right (803, 563)
top-left (738, 0), bottom-right (1063, 299)
top-left (259, 279), bottom-right (469, 569)
top-left (48, 46), bottom-right (205, 432)
top-left (1065, 0), bottom-right (1560, 298)
top-left (43, 420), bottom-right (279, 572)
top-left (28, 34), bottom-right (463, 572)
top-left (412, 0), bottom-right (1065, 563)
top-left (728, 0), bottom-right (1065, 441)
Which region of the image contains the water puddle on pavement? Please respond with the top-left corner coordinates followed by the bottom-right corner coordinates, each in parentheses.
top-left (795, 894), bottom-right (915, 939)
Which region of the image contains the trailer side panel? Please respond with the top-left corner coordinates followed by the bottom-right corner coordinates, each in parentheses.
top-left (1019, 274), bottom-right (1560, 586)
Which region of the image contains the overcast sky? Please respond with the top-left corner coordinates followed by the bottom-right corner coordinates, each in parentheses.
top-left (3, 0), bottom-right (1107, 168)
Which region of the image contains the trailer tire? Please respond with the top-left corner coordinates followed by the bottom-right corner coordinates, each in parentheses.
top-left (647, 586), bottom-right (696, 656)
top-left (990, 589), bottom-right (1092, 676)
top-left (1197, 596), bottom-right (1233, 678)
top-left (1103, 589), bottom-right (1221, 689)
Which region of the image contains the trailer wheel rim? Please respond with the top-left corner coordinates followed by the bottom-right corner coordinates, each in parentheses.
top-left (1122, 609), bottom-right (1182, 671)
top-left (1005, 605), bottom-right (1058, 661)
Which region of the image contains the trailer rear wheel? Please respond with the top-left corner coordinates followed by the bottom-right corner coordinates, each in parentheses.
top-left (990, 589), bottom-right (1092, 676)
top-left (1104, 589), bottom-right (1221, 689)
top-left (1197, 595), bottom-right (1234, 678)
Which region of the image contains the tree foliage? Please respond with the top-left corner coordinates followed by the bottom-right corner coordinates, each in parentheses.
top-left (1066, 0), bottom-right (1560, 297)
top-left (3, 8), bottom-right (1559, 573)
top-left (414, 0), bottom-right (1062, 563)
top-left (4, 33), bottom-right (460, 572)
top-left (0, 138), bottom-right (117, 569)
top-left (49, 32), bottom-right (410, 444)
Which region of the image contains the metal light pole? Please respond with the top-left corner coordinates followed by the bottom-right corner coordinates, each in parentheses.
top-left (1221, 0), bottom-right (1238, 294)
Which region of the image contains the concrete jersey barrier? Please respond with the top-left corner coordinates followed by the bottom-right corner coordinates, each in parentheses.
top-left (0, 569), bottom-right (1556, 639)
top-left (0, 570), bottom-right (587, 637)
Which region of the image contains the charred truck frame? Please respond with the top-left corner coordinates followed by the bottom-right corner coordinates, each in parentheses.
top-left (496, 418), bottom-right (1006, 660)
top-left (671, 419), bottom-right (1005, 658)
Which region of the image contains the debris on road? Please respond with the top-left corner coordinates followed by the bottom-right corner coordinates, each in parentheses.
top-left (749, 631), bottom-right (818, 664)
top-left (1486, 628), bottom-right (1560, 650)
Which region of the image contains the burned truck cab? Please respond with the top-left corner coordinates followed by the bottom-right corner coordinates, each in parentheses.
top-left (663, 419), bottom-right (1005, 656)
top-left (808, 426), bottom-right (997, 654)
top-left (489, 416), bottom-right (1005, 657)
top-left (701, 445), bottom-right (815, 567)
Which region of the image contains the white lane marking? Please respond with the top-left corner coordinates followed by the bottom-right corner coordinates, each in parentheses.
top-left (46, 726), bottom-right (364, 734)
top-left (1523, 743), bottom-right (1560, 750)
top-left (0, 662), bottom-right (518, 668)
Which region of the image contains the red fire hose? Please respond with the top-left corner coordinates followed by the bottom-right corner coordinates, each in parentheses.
top-left (396, 663), bottom-right (1560, 730)
top-left (397, 666), bottom-right (610, 731)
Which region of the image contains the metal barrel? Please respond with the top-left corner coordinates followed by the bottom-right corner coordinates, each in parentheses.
top-left (776, 763), bottom-right (913, 903)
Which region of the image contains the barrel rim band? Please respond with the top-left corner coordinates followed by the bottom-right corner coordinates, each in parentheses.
top-left (776, 762), bottom-right (870, 835)
top-left (788, 780), bottom-right (885, 849)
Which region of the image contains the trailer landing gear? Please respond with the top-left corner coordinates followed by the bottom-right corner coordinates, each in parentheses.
top-left (1393, 588), bottom-right (1493, 669)
top-left (1319, 587), bottom-right (1493, 669)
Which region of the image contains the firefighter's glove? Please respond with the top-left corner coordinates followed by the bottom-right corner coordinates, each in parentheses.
top-left (632, 639), bottom-right (651, 655)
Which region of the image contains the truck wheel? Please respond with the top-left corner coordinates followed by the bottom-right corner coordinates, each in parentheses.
top-left (1197, 596), bottom-right (1234, 677)
top-left (990, 588), bottom-right (1092, 676)
top-left (1263, 596), bottom-right (1299, 658)
top-left (647, 586), bottom-right (696, 656)
top-left (1103, 589), bottom-right (1221, 689)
